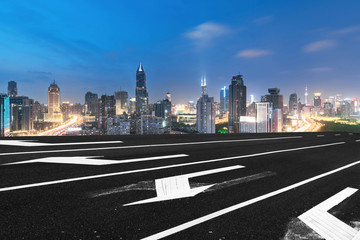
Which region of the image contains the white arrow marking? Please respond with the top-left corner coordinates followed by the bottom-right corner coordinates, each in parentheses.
top-left (141, 160), bottom-right (360, 240)
top-left (0, 140), bottom-right (123, 147)
top-left (298, 187), bottom-right (359, 240)
top-left (123, 165), bottom-right (244, 206)
top-left (3, 154), bottom-right (188, 166)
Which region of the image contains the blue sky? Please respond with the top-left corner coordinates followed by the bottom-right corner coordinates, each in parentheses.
top-left (0, 0), bottom-right (359, 104)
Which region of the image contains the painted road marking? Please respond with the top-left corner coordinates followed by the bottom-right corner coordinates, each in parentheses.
top-left (0, 136), bottom-right (303, 156)
top-left (0, 140), bottom-right (123, 147)
top-left (0, 142), bottom-right (344, 192)
top-left (356, 140), bottom-right (360, 142)
top-left (335, 134), bottom-right (341, 136)
top-left (299, 187), bottom-right (359, 240)
top-left (124, 165), bottom-right (244, 206)
top-left (317, 135), bottom-right (325, 137)
top-left (141, 160), bottom-right (360, 240)
top-left (3, 154), bottom-right (189, 166)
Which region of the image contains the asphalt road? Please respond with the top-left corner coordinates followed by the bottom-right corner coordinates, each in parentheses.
top-left (0, 132), bottom-right (360, 239)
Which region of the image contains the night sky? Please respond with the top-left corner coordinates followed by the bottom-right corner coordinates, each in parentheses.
top-left (0, 0), bottom-right (359, 105)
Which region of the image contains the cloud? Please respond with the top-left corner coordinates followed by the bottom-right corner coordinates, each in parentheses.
top-left (303, 40), bottom-right (337, 52)
top-left (331, 25), bottom-right (360, 35)
top-left (236, 49), bottom-right (274, 58)
top-left (184, 22), bottom-right (231, 48)
top-left (308, 67), bottom-right (335, 72)
top-left (253, 16), bottom-right (274, 25)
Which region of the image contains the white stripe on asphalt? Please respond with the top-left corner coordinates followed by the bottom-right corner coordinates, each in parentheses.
top-left (335, 134), bottom-right (341, 136)
top-left (3, 154), bottom-right (189, 166)
top-left (356, 140), bottom-right (360, 142)
top-left (0, 136), bottom-right (303, 156)
top-left (0, 140), bottom-right (123, 147)
top-left (317, 135), bottom-right (324, 137)
top-left (0, 142), bottom-right (344, 192)
top-left (142, 160), bottom-right (360, 240)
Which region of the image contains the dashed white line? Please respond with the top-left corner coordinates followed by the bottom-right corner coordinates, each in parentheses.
top-left (335, 134), bottom-right (341, 136)
top-left (317, 135), bottom-right (325, 137)
top-left (142, 160), bottom-right (360, 240)
top-left (356, 140), bottom-right (360, 142)
top-left (0, 136), bottom-right (303, 156)
top-left (0, 142), bottom-right (345, 192)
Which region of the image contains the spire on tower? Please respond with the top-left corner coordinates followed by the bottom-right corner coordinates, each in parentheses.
top-left (137, 62), bottom-right (144, 72)
top-left (201, 76), bottom-right (207, 96)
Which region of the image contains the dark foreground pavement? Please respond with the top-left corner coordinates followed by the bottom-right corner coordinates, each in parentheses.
top-left (0, 132), bottom-right (360, 239)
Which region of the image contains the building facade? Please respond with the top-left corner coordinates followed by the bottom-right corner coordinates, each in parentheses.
top-left (196, 76), bottom-right (215, 134)
top-left (228, 74), bottom-right (247, 133)
top-left (135, 63), bottom-right (148, 114)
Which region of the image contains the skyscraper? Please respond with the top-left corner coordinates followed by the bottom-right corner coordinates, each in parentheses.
top-left (196, 76), bottom-right (215, 134)
top-left (46, 81), bottom-right (62, 122)
top-left (85, 91), bottom-right (98, 119)
top-left (135, 63), bottom-right (148, 114)
top-left (228, 74), bottom-right (247, 133)
top-left (7, 81), bottom-right (17, 97)
top-left (261, 88), bottom-right (283, 132)
top-left (256, 102), bottom-right (272, 133)
top-left (289, 93), bottom-right (297, 115)
top-left (220, 86), bottom-right (229, 113)
top-left (115, 91), bottom-right (129, 115)
top-left (10, 96), bottom-right (34, 133)
top-left (314, 93), bottom-right (322, 107)
top-left (0, 95), bottom-right (10, 137)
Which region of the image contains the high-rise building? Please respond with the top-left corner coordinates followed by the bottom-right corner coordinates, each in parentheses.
top-left (239, 116), bottom-right (256, 133)
top-left (314, 93), bottom-right (322, 107)
top-left (228, 74), bottom-right (247, 133)
top-left (261, 88), bottom-right (283, 132)
top-left (154, 98), bottom-right (171, 119)
top-left (98, 95), bottom-right (115, 131)
top-left (129, 97), bottom-right (136, 114)
top-left (352, 97), bottom-right (358, 114)
top-left (261, 88), bottom-right (283, 110)
top-left (107, 115), bottom-right (130, 135)
top-left (61, 102), bottom-right (70, 121)
top-left (220, 86), bottom-right (229, 113)
top-left (10, 96), bottom-right (34, 133)
top-left (85, 92), bottom-right (98, 117)
top-left (135, 63), bottom-right (148, 114)
top-left (46, 81), bottom-right (62, 122)
top-left (8, 81), bottom-right (17, 97)
top-left (0, 95), bottom-right (10, 136)
top-left (115, 91), bottom-right (129, 115)
top-left (196, 76), bottom-right (215, 134)
top-left (256, 102), bottom-right (272, 133)
top-left (289, 93), bottom-right (297, 115)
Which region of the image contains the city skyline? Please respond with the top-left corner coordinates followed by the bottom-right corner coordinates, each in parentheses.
top-left (0, 1), bottom-right (360, 104)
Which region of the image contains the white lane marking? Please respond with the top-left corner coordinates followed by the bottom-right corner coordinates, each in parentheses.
top-left (0, 140), bottom-right (123, 147)
top-left (298, 187), bottom-right (359, 240)
top-left (349, 133), bottom-right (353, 135)
top-left (0, 142), bottom-right (344, 192)
top-left (335, 134), bottom-right (341, 136)
top-left (317, 135), bottom-right (325, 137)
top-left (0, 136), bottom-right (303, 156)
top-left (3, 154), bottom-right (189, 166)
top-left (141, 160), bottom-right (360, 240)
top-left (356, 140), bottom-right (360, 142)
top-left (124, 165), bottom-right (244, 206)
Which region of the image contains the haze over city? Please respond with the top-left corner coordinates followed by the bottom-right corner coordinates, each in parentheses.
top-left (1, 0), bottom-right (360, 104)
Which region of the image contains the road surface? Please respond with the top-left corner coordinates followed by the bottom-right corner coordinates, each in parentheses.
top-left (0, 132), bottom-right (359, 239)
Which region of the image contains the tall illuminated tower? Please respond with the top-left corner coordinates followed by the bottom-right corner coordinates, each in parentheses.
top-left (196, 76), bottom-right (215, 134)
top-left (220, 86), bottom-right (229, 113)
top-left (47, 81), bottom-right (62, 122)
top-left (135, 63), bottom-right (148, 114)
top-left (228, 74), bottom-right (247, 133)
